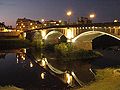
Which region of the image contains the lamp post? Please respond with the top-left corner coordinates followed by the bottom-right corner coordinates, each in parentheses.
top-left (67, 11), bottom-right (72, 25)
top-left (89, 13), bottom-right (96, 31)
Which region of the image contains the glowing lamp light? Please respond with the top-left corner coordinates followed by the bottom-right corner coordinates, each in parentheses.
top-left (32, 27), bottom-right (35, 29)
top-left (114, 19), bottom-right (118, 22)
top-left (89, 14), bottom-right (95, 19)
top-left (41, 19), bottom-right (45, 22)
top-left (67, 11), bottom-right (72, 16)
top-left (35, 26), bottom-right (38, 28)
top-left (59, 20), bottom-right (62, 23)
top-left (30, 23), bottom-right (33, 25)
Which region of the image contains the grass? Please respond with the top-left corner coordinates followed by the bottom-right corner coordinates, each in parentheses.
top-left (75, 68), bottom-right (120, 90)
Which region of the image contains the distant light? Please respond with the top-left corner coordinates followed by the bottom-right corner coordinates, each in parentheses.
top-left (59, 20), bottom-right (62, 23)
top-left (114, 19), bottom-right (118, 22)
top-left (35, 26), bottom-right (38, 28)
top-left (32, 27), bottom-right (35, 29)
top-left (21, 55), bottom-right (25, 60)
top-left (41, 19), bottom-right (45, 22)
top-left (44, 24), bottom-right (47, 26)
top-left (30, 23), bottom-right (33, 25)
top-left (56, 24), bottom-right (59, 26)
top-left (67, 11), bottom-right (72, 16)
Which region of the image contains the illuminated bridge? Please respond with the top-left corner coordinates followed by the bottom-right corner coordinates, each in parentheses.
top-left (22, 22), bottom-right (120, 50)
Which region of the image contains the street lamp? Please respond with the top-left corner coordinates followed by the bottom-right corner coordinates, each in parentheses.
top-left (89, 14), bottom-right (95, 19)
top-left (67, 11), bottom-right (72, 25)
top-left (89, 13), bottom-right (96, 31)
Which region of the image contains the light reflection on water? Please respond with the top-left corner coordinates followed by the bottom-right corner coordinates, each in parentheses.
top-left (0, 48), bottom-right (95, 89)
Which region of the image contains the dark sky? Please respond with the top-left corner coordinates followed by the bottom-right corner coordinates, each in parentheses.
top-left (0, 0), bottom-right (120, 27)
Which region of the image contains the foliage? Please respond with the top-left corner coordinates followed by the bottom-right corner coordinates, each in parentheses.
top-left (78, 68), bottom-right (120, 90)
top-left (55, 43), bottom-right (102, 61)
top-left (55, 43), bottom-right (73, 56)
top-left (32, 31), bottom-right (44, 48)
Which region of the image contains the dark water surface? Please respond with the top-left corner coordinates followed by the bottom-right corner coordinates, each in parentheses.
top-left (0, 48), bottom-right (95, 90)
top-left (0, 46), bottom-right (119, 90)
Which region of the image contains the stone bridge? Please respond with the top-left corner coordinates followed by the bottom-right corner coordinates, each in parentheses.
top-left (22, 23), bottom-right (120, 50)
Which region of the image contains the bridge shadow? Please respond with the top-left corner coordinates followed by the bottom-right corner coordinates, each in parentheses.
top-left (92, 35), bottom-right (120, 49)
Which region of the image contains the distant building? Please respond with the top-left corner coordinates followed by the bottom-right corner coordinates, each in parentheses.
top-left (77, 17), bottom-right (92, 24)
top-left (16, 18), bottom-right (42, 31)
top-left (43, 20), bottom-right (67, 27)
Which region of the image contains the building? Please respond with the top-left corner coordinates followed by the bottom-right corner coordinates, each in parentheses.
top-left (16, 18), bottom-right (42, 31)
top-left (43, 20), bottom-right (67, 27)
top-left (77, 17), bottom-right (92, 24)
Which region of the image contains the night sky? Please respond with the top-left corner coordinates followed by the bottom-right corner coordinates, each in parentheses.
top-left (0, 0), bottom-right (120, 27)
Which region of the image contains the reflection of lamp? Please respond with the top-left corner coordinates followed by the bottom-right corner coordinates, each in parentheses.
top-left (41, 72), bottom-right (45, 79)
top-left (41, 59), bottom-right (46, 67)
top-left (65, 73), bottom-right (72, 84)
top-left (30, 62), bottom-right (33, 67)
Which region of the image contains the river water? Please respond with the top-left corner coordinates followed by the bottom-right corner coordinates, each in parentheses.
top-left (0, 46), bottom-right (120, 90)
top-left (0, 47), bottom-right (96, 89)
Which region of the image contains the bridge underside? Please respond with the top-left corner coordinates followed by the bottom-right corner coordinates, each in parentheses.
top-left (92, 35), bottom-right (120, 49)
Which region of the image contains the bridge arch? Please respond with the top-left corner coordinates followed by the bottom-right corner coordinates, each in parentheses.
top-left (44, 31), bottom-right (67, 44)
top-left (72, 31), bottom-right (120, 49)
top-left (72, 31), bottom-right (120, 42)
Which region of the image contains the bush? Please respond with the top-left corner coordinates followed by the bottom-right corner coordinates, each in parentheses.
top-left (55, 43), bottom-right (103, 61)
top-left (55, 43), bottom-right (73, 56)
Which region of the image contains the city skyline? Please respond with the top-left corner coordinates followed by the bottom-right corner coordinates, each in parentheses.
top-left (0, 0), bottom-right (120, 27)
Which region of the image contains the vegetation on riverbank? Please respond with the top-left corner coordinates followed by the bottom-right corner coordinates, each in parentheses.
top-left (0, 86), bottom-right (23, 90)
top-left (77, 68), bottom-right (120, 90)
top-left (54, 43), bottom-right (102, 61)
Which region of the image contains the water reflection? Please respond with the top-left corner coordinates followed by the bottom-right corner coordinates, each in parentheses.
top-left (29, 48), bottom-right (95, 87)
top-left (0, 48), bottom-right (95, 89)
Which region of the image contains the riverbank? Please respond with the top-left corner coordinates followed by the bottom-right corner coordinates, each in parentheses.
top-left (0, 86), bottom-right (23, 90)
top-left (75, 68), bottom-right (120, 90)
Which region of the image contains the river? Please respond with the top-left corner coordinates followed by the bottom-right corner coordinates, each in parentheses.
top-left (0, 47), bottom-right (96, 90)
top-left (0, 46), bottom-right (120, 89)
